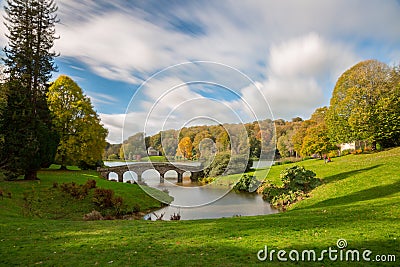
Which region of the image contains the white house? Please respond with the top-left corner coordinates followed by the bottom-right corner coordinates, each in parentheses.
top-left (340, 142), bottom-right (355, 152)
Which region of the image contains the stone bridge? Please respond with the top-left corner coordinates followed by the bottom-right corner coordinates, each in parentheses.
top-left (97, 162), bottom-right (204, 183)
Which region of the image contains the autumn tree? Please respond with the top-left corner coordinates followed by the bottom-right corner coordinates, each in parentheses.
top-left (192, 130), bottom-right (212, 158)
top-left (292, 107), bottom-right (334, 157)
top-left (47, 76), bottom-right (108, 169)
top-left (326, 59), bottom-right (397, 148)
top-left (176, 136), bottom-right (193, 159)
top-left (0, 0), bottom-right (59, 179)
top-left (120, 132), bottom-right (146, 160)
top-left (216, 131), bottom-right (230, 152)
top-left (301, 123), bottom-right (335, 158)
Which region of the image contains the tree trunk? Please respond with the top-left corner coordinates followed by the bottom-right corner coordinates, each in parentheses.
top-left (59, 165), bottom-right (67, 170)
top-left (371, 141), bottom-right (377, 150)
top-left (24, 169), bottom-right (38, 180)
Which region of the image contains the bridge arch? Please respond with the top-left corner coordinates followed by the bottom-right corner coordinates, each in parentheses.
top-left (97, 162), bottom-right (204, 185)
top-left (123, 171), bottom-right (137, 183)
top-left (108, 172), bottom-right (119, 181)
top-left (164, 170), bottom-right (178, 179)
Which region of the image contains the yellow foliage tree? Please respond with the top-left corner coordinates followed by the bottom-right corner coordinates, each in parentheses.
top-left (47, 75), bottom-right (108, 169)
top-left (176, 137), bottom-right (193, 160)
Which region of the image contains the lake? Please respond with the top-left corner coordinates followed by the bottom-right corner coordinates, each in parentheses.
top-left (104, 160), bottom-right (277, 220)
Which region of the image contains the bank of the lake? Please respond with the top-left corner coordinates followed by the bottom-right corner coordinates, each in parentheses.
top-left (0, 147), bottom-right (399, 266)
top-left (103, 160), bottom-right (276, 220)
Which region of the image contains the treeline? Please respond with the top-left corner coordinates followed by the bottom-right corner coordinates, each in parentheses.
top-left (106, 120), bottom-right (275, 161)
top-left (0, 0), bottom-right (107, 180)
top-left (108, 59), bottom-right (400, 162)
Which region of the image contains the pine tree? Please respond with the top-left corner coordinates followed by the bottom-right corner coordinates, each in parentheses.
top-left (0, 0), bottom-right (59, 180)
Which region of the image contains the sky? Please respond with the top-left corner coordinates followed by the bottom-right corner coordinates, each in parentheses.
top-left (1, 0), bottom-right (400, 144)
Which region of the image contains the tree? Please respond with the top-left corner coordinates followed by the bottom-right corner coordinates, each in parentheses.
top-left (277, 134), bottom-right (290, 158)
top-left (300, 123), bottom-right (335, 158)
top-left (104, 143), bottom-right (122, 160)
top-left (326, 60), bottom-right (394, 148)
top-left (216, 131), bottom-right (230, 152)
top-left (120, 132), bottom-right (146, 160)
top-left (160, 130), bottom-right (178, 158)
top-left (47, 76), bottom-right (107, 169)
top-left (292, 107), bottom-right (333, 157)
top-left (0, 0), bottom-right (59, 179)
top-left (176, 136), bottom-right (193, 159)
top-left (192, 130), bottom-right (212, 158)
top-left (371, 67), bottom-right (400, 147)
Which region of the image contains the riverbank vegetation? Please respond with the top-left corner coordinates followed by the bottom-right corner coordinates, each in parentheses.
top-left (0, 167), bottom-right (171, 221)
top-left (0, 147), bottom-right (399, 266)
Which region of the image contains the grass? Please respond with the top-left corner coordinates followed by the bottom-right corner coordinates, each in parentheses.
top-left (0, 148), bottom-right (399, 266)
top-left (0, 168), bottom-right (172, 220)
top-left (140, 155), bottom-right (168, 162)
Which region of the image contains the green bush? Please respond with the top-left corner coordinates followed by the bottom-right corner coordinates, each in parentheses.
top-left (233, 175), bottom-right (258, 192)
top-left (280, 166), bottom-right (321, 192)
top-left (262, 166), bottom-right (321, 210)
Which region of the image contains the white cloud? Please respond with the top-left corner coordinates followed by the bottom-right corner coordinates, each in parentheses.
top-left (100, 31), bottom-right (361, 142)
top-left (258, 33), bottom-right (359, 119)
top-left (2, 0), bottom-right (400, 143)
top-left (86, 91), bottom-right (118, 106)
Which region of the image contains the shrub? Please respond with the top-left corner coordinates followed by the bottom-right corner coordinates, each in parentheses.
top-left (280, 166), bottom-right (321, 192)
top-left (78, 160), bottom-right (103, 170)
top-left (52, 182), bottom-right (58, 188)
top-left (341, 149), bottom-right (351, 156)
top-left (328, 150), bottom-right (339, 158)
top-left (83, 210), bottom-right (103, 221)
top-left (132, 203), bottom-right (141, 213)
top-left (92, 188), bottom-right (114, 208)
top-left (233, 175), bottom-right (258, 192)
top-left (261, 165), bottom-right (321, 210)
top-left (60, 182), bottom-right (89, 200)
top-left (84, 179), bottom-right (97, 189)
top-left (198, 177), bottom-right (216, 185)
top-left (262, 183), bottom-right (282, 201)
top-left (112, 196), bottom-right (124, 216)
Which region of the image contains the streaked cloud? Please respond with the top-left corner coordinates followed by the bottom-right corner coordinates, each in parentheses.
top-left (1, 0), bottom-right (399, 143)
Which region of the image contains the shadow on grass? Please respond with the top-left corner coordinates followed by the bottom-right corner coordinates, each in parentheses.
top-left (307, 180), bottom-right (400, 209)
top-left (322, 165), bottom-right (382, 184)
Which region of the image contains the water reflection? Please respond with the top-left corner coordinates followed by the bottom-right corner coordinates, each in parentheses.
top-left (104, 161), bottom-right (277, 220)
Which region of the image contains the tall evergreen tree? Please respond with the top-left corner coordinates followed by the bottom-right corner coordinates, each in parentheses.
top-left (0, 0), bottom-right (59, 180)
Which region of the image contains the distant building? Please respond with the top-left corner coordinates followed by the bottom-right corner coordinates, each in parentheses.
top-left (340, 141), bottom-right (369, 152)
top-left (340, 142), bottom-right (356, 152)
top-left (147, 147), bottom-right (159, 156)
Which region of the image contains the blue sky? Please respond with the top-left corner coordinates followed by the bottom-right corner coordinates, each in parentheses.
top-left (1, 0), bottom-right (400, 143)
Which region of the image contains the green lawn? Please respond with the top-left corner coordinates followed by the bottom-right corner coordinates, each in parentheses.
top-left (0, 148), bottom-right (399, 266)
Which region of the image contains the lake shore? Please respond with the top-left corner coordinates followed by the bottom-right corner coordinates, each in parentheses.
top-left (1, 147), bottom-right (399, 266)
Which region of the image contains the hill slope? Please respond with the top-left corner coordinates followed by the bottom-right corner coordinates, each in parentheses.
top-left (0, 148), bottom-right (399, 266)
